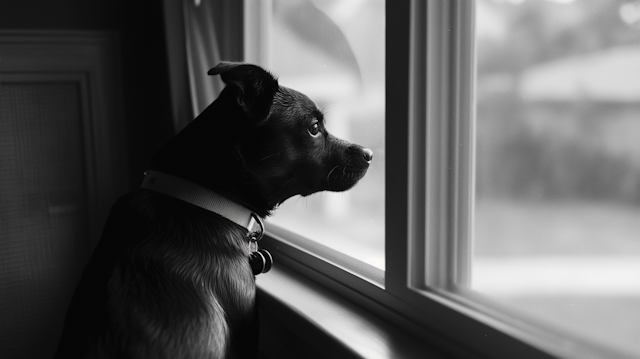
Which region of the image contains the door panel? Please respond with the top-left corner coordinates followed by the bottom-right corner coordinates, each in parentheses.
top-left (0, 32), bottom-right (126, 359)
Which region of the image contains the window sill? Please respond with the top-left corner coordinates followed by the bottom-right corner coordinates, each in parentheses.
top-left (256, 264), bottom-right (445, 359)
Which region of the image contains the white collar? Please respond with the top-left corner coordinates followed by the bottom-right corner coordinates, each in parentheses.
top-left (141, 170), bottom-right (264, 241)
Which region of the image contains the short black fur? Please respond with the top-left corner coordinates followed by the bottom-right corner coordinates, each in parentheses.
top-left (54, 62), bottom-right (372, 358)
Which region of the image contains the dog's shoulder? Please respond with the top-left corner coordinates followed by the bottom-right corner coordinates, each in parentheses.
top-left (56, 189), bottom-right (257, 358)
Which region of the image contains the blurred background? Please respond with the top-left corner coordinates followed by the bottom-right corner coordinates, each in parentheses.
top-left (473, 0), bottom-right (640, 355)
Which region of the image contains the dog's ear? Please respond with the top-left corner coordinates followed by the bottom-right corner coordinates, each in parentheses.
top-left (208, 62), bottom-right (278, 120)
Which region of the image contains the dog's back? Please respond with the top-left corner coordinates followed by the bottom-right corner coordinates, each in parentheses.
top-left (54, 190), bottom-right (258, 359)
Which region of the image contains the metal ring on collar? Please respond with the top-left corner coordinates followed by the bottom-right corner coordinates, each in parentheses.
top-left (247, 212), bottom-right (265, 242)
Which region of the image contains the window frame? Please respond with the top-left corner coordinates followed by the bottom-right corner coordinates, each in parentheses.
top-left (244, 0), bottom-right (631, 358)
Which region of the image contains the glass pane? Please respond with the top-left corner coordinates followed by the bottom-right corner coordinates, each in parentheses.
top-left (266, 0), bottom-right (385, 269)
top-left (473, 0), bottom-right (640, 355)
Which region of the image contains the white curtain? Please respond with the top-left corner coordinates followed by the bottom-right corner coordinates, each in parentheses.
top-left (163, 0), bottom-right (243, 132)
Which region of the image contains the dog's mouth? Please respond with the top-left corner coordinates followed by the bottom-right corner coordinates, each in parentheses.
top-left (324, 165), bottom-right (369, 192)
top-left (324, 147), bottom-right (373, 192)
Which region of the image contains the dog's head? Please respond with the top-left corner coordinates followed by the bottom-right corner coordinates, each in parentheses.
top-left (152, 62), bottom-right (372, 216)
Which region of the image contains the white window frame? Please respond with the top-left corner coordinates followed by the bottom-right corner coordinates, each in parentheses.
top-left (245, 1), bottom-right (630, 358)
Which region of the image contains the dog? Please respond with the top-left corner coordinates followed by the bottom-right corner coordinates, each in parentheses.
top-left (53, 62), bottom-right (373, 359)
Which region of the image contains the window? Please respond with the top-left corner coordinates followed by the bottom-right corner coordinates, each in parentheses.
top-left (472, 0), bottom-right (640, 356)
top-left (245, 0), bottom-right (385, 271)
top-left (246, 0), bottom-right (637, 357)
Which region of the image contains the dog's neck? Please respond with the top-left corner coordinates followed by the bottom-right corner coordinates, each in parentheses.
top-left (141, 171), bottom-right (264, 239)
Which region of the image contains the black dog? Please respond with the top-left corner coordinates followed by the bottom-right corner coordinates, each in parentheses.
top-left (54, 62), bottom-right (372, 359)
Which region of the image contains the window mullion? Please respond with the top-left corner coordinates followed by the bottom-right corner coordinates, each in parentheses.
top-left (384, 0), bottom-right (412, 294)
top-left (447, 0), bottom-right (477, 290)
top-left (419, 0), bottom-right (476, 291)
top-left (423, 0), bottom-right (453, 289)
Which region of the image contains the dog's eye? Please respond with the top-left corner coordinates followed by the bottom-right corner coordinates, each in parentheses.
top-left (308, 123), bottom-right (320, 137)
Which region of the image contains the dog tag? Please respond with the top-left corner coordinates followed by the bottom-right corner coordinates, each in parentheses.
top-left (249, 249), bottom-right (273, 275)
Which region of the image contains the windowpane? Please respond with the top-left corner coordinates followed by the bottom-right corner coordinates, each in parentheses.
top-left (266, 0), bottom-right (385, 269)
top-left (473, 0), bottom-right (640, 355)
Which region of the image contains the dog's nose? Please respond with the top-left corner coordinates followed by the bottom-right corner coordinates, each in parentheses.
top-left (362, 148), bottom-right (373, 163)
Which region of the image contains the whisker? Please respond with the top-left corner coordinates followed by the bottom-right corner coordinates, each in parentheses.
top-left (259, 153), bottom-right (280, 162)
top-left (326, 165), bottom-right (339, 183)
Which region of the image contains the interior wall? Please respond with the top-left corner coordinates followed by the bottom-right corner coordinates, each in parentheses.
top-left (0, 4), bottom-right (175, 356)
top-left (0, 0), bottom-right (176, 189)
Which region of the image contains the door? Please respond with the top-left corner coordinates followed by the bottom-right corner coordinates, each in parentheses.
top-left (0, 32), bottom-right (126, 359)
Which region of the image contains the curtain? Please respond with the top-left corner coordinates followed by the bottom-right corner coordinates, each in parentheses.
top-left (164, 0), bottom-right (244, 132)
